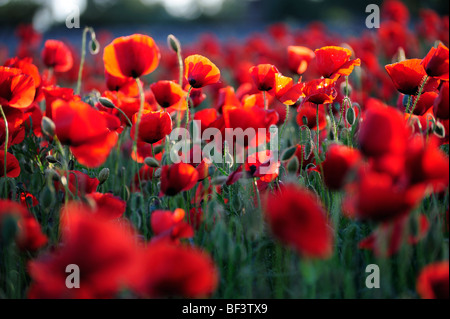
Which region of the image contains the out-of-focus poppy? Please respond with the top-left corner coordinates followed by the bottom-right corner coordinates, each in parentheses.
top-left (421, 43), bottom-right (449, 81)
top-left (250, 64), bottom-right (279, 91)
top-left (41, 40), bottom-right (73, 72)
top-left (52, 99), bottom-right (118, 167)
top-left (0, 151), bottom-right (20, 178)
top-left (133, 242), bottom-right (219, 298)
top-left (245, 150), bottom-right (280, 183)
top-left (300, 78), bottom-right (337, 106)
top-left (160, 163), bottom-right (199, 196)
top-left (150, 80), bottom-right (186, 110)
top-left (385, 59), bottom-right (440, 95)
top-left (416, 261), bottom-right (449, 299)
top-left (287, 46), bottom-right (315, 75)
top-left (103, 34), bottom-right (160, 79)
top-left (131, 110), bottom-right (172, 144)
top-left (194, 108), bottom-right (219, 135)
top-left (0, 200), bottom-right (47, 251)
top-left (296, 103), bottom-right (327, 131)
top-left (0, 66), bottom-right (35, 109)
top-left (55, 170), bottom-right (99, 196)
top-left (314, 46), bottom-right (361, 80)
top-left (151, 208), bottom-right (194, 243)
top-left (184, 55), bottom-right (220, 88)
top-left (85, 192), bottom-right (126, 219)
top-left (358, 105), bottom-right (409, 159)
top-left (434, 82), bottom-right (449, 119)
top-left (42, 86), bottom-right (77, 120)
top-left (216, 86), bottom-right (240, 112)
top-left (4, 57), bottom-right (41, 89)
top-left (381, 0), bottom-right (410, 25)
top-left (263, 183), bottom-right (333, 258)
top-left (322, 144), bottom-right (362, 190)
top-left (105, 71), bottom-right (139, 96)
top-left (403, 91), bottom-right (438, 116)
top-left (28, 204), bottom-right (141, 298)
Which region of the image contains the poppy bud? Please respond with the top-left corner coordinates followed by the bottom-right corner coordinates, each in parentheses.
top-left (99, 97), bottom-right (116, 109)
top-left (287, 156), bottom-right (300, 175)
top-left (46, 155), bottom-right (58, 164)
top-left (89, 38), bottom-right (100, 55)
top-left (144, 157), bottom-right (160, 168)
top-left (346, 106), bottom-right (356, 126)
top-left (434, 121), bottom-right (446, 138)
top-left (98, 168), bottom-right (110, 185)
top-left (281, 146), bottom-right (297, 161)
top-left (167, 34), bottom-right (181, 54)
top-left (41, 116), bottom-right (55, 137)
top-left (154, 168), bottom-right (162, 178)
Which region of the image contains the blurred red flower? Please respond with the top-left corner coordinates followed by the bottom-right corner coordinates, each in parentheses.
top-left (160, 163), bottom-right (199, 196)
top-left (151, 208), bottom-right (194, 243)
top-left (245, 150), bottom-right (280, 183)
top-left (28, 205), bottom-right (141, 298)
top-left (184, 55), bottom-right (220, 88)
top-left (434, 82), bottom-right (449, 120)
top-left (41, 40), bottom-right (73, 72)
top-left (314, 46), bottom-right (361, 80)
top-left (55, 170), bottom-right (99, 196)
top-left (85, 192), bottom-right (127, 219)
top-left (133, 242), bottom-right (219, 298)
top-left (322, 144), bottom-right (362, 190)
top-left (263, 183), bottom-right (333, 258)
top-left (416, 261), bottom-right (449, 299)
top-left (287, 46), bottom-right (315, 75)
top-left (0, 151), bottom-right (20, 178)
top-left (103, 34), bottom-right (160, 79)
top-left (421, 43), bottom-right (449, 81)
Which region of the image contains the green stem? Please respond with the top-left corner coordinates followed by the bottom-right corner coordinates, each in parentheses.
top-left (409, 75), bottom-right (429, 121)
top-left (76, 27), bottom-right (91, 96)
top-left (112, 104), bottom-right (133, 127)
top-left (185, 86), bottom-right (193, 129)
top-left (133, 78), bottom-right (145, 193)
top-left (253, 178), bottom-right (262, 209)
top-left (316, 104), bottom-right (320, 159)
top-left (0, 105), bottom-right (9, 197)
top-left (279, 104), bottom-right (290, 149)
top-left (405, 95), bottom-right (413, 114)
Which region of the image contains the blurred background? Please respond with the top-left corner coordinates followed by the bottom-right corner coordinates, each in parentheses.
top-left (0, 0), bottom-right (448, 54)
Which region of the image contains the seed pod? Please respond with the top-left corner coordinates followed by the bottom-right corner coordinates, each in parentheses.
top-left (41, 116), bottom-right (55, 137)
top-left (144, 157), bottom-right (160, 168)
top-left (346, 106), bottom-right (356, 126)
top-left (281, 145), bottom-right (297, 161)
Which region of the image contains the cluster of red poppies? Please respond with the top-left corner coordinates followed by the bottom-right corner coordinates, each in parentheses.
top-left (0, 0), bottom-right (449, 299)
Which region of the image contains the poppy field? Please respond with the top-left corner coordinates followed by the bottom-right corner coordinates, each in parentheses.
top-left (0, 0), bottom-right (449, 300)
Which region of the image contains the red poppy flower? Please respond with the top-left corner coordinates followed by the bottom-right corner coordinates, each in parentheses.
top-left (0, 199), bottom-right (47, 252)
top-left (385, 59), bottom-right (440, 95)
top-left (151, 208), bottom-right (194, 243)
top-left (41, 40), bottom-right (73, 72)
top-left (314, 46), bottom-right (361, 80)
top-left (0, 151), bottom-right (20, 178)
top-left (52, 99), bottom-right (118, 168)
top-left (405, 136), bottom-right (449, 192)
top-left (28, 205), bottom-right (141, 298)
top-left (85, 192), bottom-right (126, 219)
top-left (42, 86), bottom-right (77, 120)
top-left (222, 104), bottom-right (279, 147)
top-left (216, 86), bottom-right (241, 112)
top-left (381, 0), bottom-right (410, 25)
top-left (184, 55), bottom-right (220, 88)
top-left (271, 73), bottom-right (304, 105)
top-left (103, 34), bottom-right (160, 79)
top-left (245, 150), bottom-right (280, 183)
top-left (133, 242), bottom-right (219, 298)
top-left (193, 108), bottom-right (218, 135)
top-left (249, 64), bottom-right (279, 91)
top-left (4, 57), bottom-right (41, 89)
top-left (263, 183), bottom-right (333, 258)
top-left (132, 164), bottom-right (157, 191)
top-left (287, 46), bottom-right (315, 75)
top-left (0, 66), bottom-right (35, 109)
top-left (300, 78), bottom-right (337, 106)
top-left (150, 80), bottom-right (186, 110)
top-left (131, 110), bottom-right (172, 144)
top-left (296, 103), bottom-right (327, 131)
top-left (55, 170), bottom-right (99, 196)
top-left (434, 82), bottom-right (449, 120)
top-left (342, 168), bottom-right (425, 222)
top-left (160, 163), bottom-right (199, 196)
top-left (416, 261), bottom-right (449, 299)
top-left (322, 144), bottom-right (362, 190)
top-left (403, 91), bottom-right (438, 116)
top-left (358, 105), bottom-right (409, 158)
top-left (104, 71), bottom-right (138, 95)
top-left (421, 43), bottom-right (449, 81)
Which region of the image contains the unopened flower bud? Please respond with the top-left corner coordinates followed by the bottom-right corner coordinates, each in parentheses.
top-left (41, 116), bottom-right (55, 137)
top-left (98, 168), bottom-right (110, 185)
